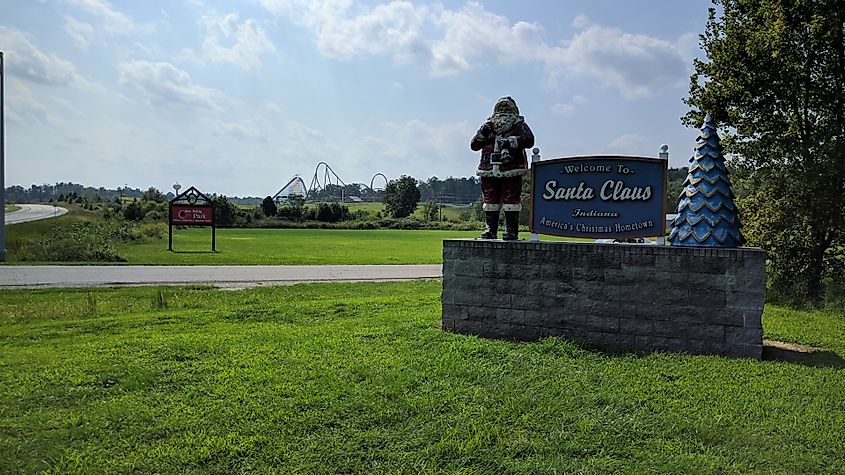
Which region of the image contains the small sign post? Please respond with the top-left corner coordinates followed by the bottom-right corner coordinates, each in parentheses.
top-left (530, 156), bottom-right (667, 240)
top-left (168, 186), bottom-right (215, 251)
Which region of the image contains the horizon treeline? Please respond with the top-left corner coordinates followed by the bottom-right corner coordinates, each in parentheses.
top-left (5, 169), bottom-right (690, 206)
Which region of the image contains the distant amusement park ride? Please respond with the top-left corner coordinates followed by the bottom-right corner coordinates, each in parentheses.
top-left (272, 162), bottom-right (388, 203)
top-left (271, 175), bottom-right (308, 203)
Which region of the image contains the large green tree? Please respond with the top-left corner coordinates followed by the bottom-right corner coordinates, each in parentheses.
top-left (684, 0), bottom-right (845, 301)
top-left (383, 176), bottom-right (421, 219)
top-left (261, 196), bottom-right (277, 217)
top-left (142, 187), bottom-right (165, 203)
top-left (212, 195), bottom-right (238, 227)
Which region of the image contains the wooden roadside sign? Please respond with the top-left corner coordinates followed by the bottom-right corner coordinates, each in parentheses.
top-left (168, 186), bottom-right (215, 251)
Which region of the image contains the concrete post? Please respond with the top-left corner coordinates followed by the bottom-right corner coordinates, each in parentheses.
top-left (529, 147), bottom-right (541, 242)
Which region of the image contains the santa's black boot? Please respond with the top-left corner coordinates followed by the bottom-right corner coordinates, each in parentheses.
top-left (480, 211), bottom-right (499, 239)
top-left (502, 211), bottom-right (520, 241)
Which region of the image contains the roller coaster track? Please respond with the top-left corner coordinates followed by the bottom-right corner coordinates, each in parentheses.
top-left (309, 162), bottom-right (346, 194)
top-left (275, 163), bottom-right (389, 202)
top-left (370, 173), bottom-right (388, 192)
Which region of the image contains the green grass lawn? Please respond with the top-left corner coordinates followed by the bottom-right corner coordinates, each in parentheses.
top-left (5, 206), bottom-right (581, 265)
top-left (425, 203), bottom-right (474, 221)
top-left (127, 228), bottom-right (576, 265)
top-left (345, 202), bottom-right (386, 215)
top-left (1, 281), bottom-right (843, 473)
top-left (4, 204), bottom-right (21, 213)
top-left (345, 201), bottom-right (473, 221)
top-left (127, 228), bottom-right (483, 264)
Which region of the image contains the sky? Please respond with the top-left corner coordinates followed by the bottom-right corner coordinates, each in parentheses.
top-left (1, 0), bottom-right (715, 197)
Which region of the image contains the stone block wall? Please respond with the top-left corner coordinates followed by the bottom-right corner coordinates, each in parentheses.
top-left (441, 239), bottom-right (766, 358)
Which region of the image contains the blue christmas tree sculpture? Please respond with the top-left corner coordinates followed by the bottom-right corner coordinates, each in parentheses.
top-left (669, 113), bottom-right (745, 247)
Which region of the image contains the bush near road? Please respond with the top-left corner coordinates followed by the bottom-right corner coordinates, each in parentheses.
top-left (4, 205), bottom-right (165, 263)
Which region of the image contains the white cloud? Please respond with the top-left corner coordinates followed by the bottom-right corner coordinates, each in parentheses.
top-left (428, 2), bottom-right (543, 75)
top-left (600, 134), bottom-right (650, 155)
top-left (540, 17), bottom-right (689, 99)
top-left (261, 101), bottom-right (283, 115)
top-left (383, 120), bottom-right (471, 159)
top-left (4, 79), bottom-right (60, 126)
top-left (117, 60), bottom-right (224, 110)
top-left (203, 103), bottom-right (287, 143)
top-left (257, 1), bottom-right (691, 99)
top-left (0, 27), bottom-right (82, 86)
top-left (64, 16), bottom-right (96, 50)
top-left (271, 0), bottom-right (430, 64)
top-left (63, 0), bottom-right (136, 34)
top-left (571, 14), bottom-right (590, 29)
top-left (258, 0), bottom-right (354, 25)
top-left (208, 119), bottom-right (266, 142)
top-left (358, 119), bottom-right (473, 179)
top-left (326, 2), bottom-right (420, 57)
top-left (552, 103), bottom-right (574, 116)
top-left (283, 121), bottom-right (331, 146)
top-left (201, 13), bottom-right (275, 71)
top-left (552, 94), bottom-right (586, 116)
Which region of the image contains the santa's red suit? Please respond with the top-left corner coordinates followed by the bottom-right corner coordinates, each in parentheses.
top-left (471, 97), bottom-right (535, 240)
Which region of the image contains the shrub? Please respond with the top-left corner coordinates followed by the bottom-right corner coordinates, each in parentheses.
top-left (142, 209), bottom-right (166, 223)
top-left (19, 223), bottom-right (125, 262)
top-left (123, 201), bottom-right (144, 221)
top-left (135, 222), bottom-right (166, 240)
top-left (311, 203), bottom-right (349, 222)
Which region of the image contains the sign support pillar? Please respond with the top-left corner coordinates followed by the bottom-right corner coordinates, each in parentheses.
top-left (211, 209), bottom-right (216, 251)
top-left (657, 144), bottom-right (669, 246)
top-left (529, 147), bottom-right (541, 242)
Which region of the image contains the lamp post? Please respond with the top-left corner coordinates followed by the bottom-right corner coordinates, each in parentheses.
top-left (0, 51), bottom-right (7, 261)
top-left (438, 193), bottom-right (442, 222)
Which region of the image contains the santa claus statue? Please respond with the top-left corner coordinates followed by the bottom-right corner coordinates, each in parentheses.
top-left (471, 96), bottom-right (535, 240)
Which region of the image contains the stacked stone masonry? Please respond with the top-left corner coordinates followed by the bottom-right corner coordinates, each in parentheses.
top-left (442, 239), bottom-right (766, 359)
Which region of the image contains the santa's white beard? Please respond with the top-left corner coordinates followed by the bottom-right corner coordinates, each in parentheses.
top-left (491, 113), bottom-right (520, 134)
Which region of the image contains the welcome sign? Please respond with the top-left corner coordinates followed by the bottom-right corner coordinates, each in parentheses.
top-left (170, 205), bottom-right (213, 225)
top-left (530, 156), bottom-right (667, 239)
top-left (168, 185), bottom-right (216, 251)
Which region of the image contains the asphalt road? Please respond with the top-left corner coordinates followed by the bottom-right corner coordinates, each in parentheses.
top-left (0, 265), bottom-right (443, 289)
top-left (5, 204), bottom-right (69, 224)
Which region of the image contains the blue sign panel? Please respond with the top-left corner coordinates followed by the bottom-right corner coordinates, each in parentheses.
top-left (530, 156), bottom-right (667, 239)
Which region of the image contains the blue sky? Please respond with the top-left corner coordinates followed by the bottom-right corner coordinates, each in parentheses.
top-left (2, 0), bottom-right (713, 197)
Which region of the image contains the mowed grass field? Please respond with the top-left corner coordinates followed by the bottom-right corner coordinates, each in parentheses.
top-left (144, 228), bottom-right (576, 265)
top-left (346, 202), bottom-right (473, 221)
top-left (1, 281), bottom-right (844, 473)
top-left (7, 206), bottom-right (575, 265)
top-left (128, 228), bottom-right (483, 265)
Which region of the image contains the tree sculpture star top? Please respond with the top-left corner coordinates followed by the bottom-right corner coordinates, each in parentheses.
top-left (669, 113), bottom-right (745, 247)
